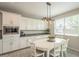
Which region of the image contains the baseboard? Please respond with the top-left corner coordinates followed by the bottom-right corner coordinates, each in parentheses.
top-left (68, 47), bottom-right (79, 53)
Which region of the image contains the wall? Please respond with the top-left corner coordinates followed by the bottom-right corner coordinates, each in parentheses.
top-left (53, 8), bottom-right (79, 20)
top-left (56, 35), bottom-right (79, 52)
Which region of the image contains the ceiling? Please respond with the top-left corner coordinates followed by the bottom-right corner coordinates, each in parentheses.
top-left (0, 2), bottom-right (79, 19)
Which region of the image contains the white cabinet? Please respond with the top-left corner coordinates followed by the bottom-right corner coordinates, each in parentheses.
top-left (38, 20), bottom-right (48, 30)
top-left (20, 17), bottom-right (26, 30)
top-left (3, 37), bottom-right (13, 53)
top-left (2, 11), bottom-right (20, 26)
top-left (20, 17), bottom-right (48, 30)
top-left (0, 40), bottom-right (2, 54)
top-left (25, 18), bottom-right (46, 30)
top-left (12, 36), bottom-right (20, 50)
top-left (26, 18), bottom-right (32, 30)
top-left (20, 37), bottom-right (27, 48)
top-left (20, 17), bottom-right (31, 30)
top-left (38, 20), bottom-right (44, 30)
top-left (3, 35), bottom-right (20, 53)
top-left (20, 37), bottom-right (30, 48)
top-left (26, 18), bottom-right (48, 30)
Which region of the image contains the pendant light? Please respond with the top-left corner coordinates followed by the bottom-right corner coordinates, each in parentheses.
top-left (42, 2), bottom-right (52, 35)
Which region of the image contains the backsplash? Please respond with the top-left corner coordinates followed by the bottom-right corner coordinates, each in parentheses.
top-left (20, 30), bottom-right (49, 37)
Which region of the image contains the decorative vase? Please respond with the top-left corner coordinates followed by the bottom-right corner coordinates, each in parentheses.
top-left (47, 35), bottom-right (55, 42)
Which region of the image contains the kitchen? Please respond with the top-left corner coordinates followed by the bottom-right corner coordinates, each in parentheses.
top-left (0, 10), bottom-right (50, 56)
top-left (0, 2), bottom-right (79, 57)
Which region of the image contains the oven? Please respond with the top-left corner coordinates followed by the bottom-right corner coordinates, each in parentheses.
top-left (3, 26), bottom-right (19, 34)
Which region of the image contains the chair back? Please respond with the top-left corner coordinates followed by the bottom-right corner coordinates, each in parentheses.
top-left (62, 39), bottom-right (70, 51)
top-left (30, 43), bottom-right (36, 56)
top-left (53, 43), bottom-right (61, 56)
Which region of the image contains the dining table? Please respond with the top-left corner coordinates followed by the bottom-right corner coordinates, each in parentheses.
top-left (33, 38), bottom-right (66, 57)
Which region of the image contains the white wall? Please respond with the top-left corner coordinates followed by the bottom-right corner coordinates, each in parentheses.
top-left (56, 35), bottom-right (79, 52)
top-left (53, 8), bottom-right (79, 20)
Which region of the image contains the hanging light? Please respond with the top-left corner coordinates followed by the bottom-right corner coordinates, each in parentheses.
top-left (42, 2), bottom-right (52, 32)
top-left (42, 2), bottom-right (52, 20)
top-left (42, 2), bottom-right (55, 41)
top-left (42, 2), bottom-right (52, 26)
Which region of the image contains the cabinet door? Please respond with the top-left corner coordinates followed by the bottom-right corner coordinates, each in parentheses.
top-left (39, 20), bottom-right (44, 30)
top-left (12, 14), bottom-right (20, 26)
top-left (0, 40), bottom-right (2, 54)
top-left (20, 18), bottom-right (24, 30)
top-left (20, 37), bottom-right (30, 48)
top-left (3, 35), bottom-right (20, 53)
top-left (33, 20), bottom-right (36, 30)
top-left (20, 38), bottom-right (27, 48)
top-left (20, 17), bottom-right (27, 30)
top-left (12, 37), bottom-right (20, 50)
top-left (38, 20), bottom-right (42, 30)
top-left (38, 20), bottom-right (48, 30)
top-left (3, 38), bottom-right (13, 53)
top-left (26, 18), bottom-right (31, 30)
top-left (2, 11), bottom-right (20, 26)
top-left (3, 12), bottom-right (11, 26)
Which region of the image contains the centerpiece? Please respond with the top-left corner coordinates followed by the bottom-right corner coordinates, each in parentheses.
top-left (47, 35), bottom-right (55, 42)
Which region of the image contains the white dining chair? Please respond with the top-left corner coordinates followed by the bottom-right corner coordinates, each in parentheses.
top-left (61, 39), bottom-right (69, 57)
top-left (30, 42), bottom-right (45, 57)
top-left (49, 43), bottom-right (61, 57)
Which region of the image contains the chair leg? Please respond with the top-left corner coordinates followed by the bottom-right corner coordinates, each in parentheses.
top-left (64, 51), bottom-right (67, 57)
top-left (42, 53), bottom-right (44, 57)
top-left (61, 51), bottom-right (64, 57)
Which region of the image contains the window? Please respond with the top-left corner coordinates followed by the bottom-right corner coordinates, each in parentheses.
top-left (54, 14), bottom-right (79, 36)
top-left (54, 18), bottom-right (64, 35)
top-left (65, 15), bottom-right (79, 36)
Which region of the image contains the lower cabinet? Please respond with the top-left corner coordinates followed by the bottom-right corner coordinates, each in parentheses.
top-left (3, 38), bottom-right (13, 53)
top-left (12, 37), bottom-right (20, 50)
top-left (3, 35), bottom-right (20, 53)
top-left (2, 35), bottom-right (31, 54)
top-left (0, 40), bottom-right (2, 54)
top-left (20, 37), bottom-right (30, 49)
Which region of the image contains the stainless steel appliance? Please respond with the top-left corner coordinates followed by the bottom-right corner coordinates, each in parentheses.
top-left (3, 26), bottom-right (19, 34)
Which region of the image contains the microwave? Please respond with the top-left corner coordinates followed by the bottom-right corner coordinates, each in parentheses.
top-left (3, 26), bottom-right (19, 34)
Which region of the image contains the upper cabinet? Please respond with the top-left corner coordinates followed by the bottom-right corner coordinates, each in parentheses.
top-left (2, 11), bottom-right (21, 26)
top-left (20, 17), bottom-right (27, 30)
top-left (37, 20), bottom-right (48, 30)
top-left (20, 17), bottom-right (48, 30)
top-left (0, 10), bottom-right (48, 30)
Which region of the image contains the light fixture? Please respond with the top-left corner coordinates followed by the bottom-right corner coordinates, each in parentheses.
top-left (42, 2), bottom-right (52, 21)
top-left (42, 2), bottom-right (52, 34)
